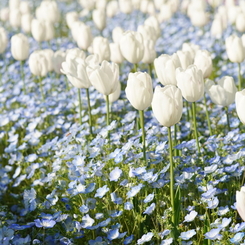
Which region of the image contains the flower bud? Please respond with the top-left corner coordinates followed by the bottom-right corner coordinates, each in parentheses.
top-left (112, 26), bottom-right (124, 43)
top-left (235, 89), bottom-right (245, 124)
top-left (42, 49), bottom-right (54, 72)
top-left (236, 12), bottom-right (245, 33)
top-left (91, 36), bottom-right (110, 63)
top-left (194, 50), bottom-right (213, 79)
top-left (0, 27), bottom-right (8, 54)
top-left (20, 1), bottom-right (31, 15)
top-left (29, 50), bottom-right (49, 77)
top-left (206, 76), bottom-right (237, 106)
top-left (152, 85), bottom-right (183, 127)
top-left (66, 11), bottom-right (79, 29)
top-left (9, 9), bottom-right (21, 28)
top-left (110, 43), bottom-right (124, 64)
top-left (119, 0), bottom-right (133, 14)
top-left (52, 50), bottom-right (66, 74)
top-left (106, 0), bottom-right (119, 18)
top-left (154, 53), bottom-right (181, 86)
top-left (125, 72), bottom-right (153, 111)
top-left (141, 40), bottom-right (156, 64)
top-left (225, 34), bottom-right (245, 63)
top-left (87, 60), bottom-right (119, 95)
top-left (92, 9), bottom-right (106, 31)
top-left (21, 13), bottom-right (32, 33)
top-left (182, 42), bottom-right (200, 62)
top-left (11, 33), bottom-right (29, 61)
top-left (0, 7), bottom-right (9, 22)
top-left (236, 186), bottom-right (245, 221)
top-left (31, 19), bottom-right (46, 42)
top-left (176, 65), bottom-right (204, 102)
top-left (104, 81), bottom-right (121, 103)
top-left (119, 31), bottom-right (144, 64)
top-left (176, 50), bottom-right (193, 70)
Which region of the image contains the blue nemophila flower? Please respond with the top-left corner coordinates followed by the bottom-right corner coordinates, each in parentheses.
top-left (160, 238), bottom-right (173, 245)
top-left (94, 185), bottom-right (109, 198)
top-left (107, 228), bottom-right (119, 240)
top-left (89, 236), bottom-right (107, 245)
top-left (111, 192), bottom-right (123, 204)
top-left (144, 193), bottom-right (154, 203)
top-left (230, 232), bottom-right (244, 244)
top-left (124, 202), bottom-right (134, 210)
top-left (98, 218), bottom-right (111, 227)
top-left (79, 205), bottom-right (89, 213)
top-left (9, 223), bottom-right (34, 230)
top-left (25, 153), bottom-right (38, 162)
top-left (183, 210), bottom-right (198, 222)
top-left (218, 217), bottom-right (231, 228)
top-left (201, 187), bottom-right (217, 199)
top-left (34, 219), bottom-right (56, 228)
top-left (23, 188), bottom-right (36, 211)
top-left (130, 167), bottom-right (146, 177)
top-left (127, 184), bottom-right (144, 198)
top-left (81, 214), bottom-right (95, 228)
top-left (217, 206), bottom-right (230, 216)
top-left (180, 229), bottom-right (196, 240)
top-left (204, 228), bottom-right (222, 240)
top-left (137, 232), bottom-right (154, 244)
top-left (123, 234), bottom-right (134, 244)
top-left (95, 213), bottom-right (104, 219)
top-left (109, 167), bottom-right (122, 182)
top-left (159, 230), bottom-right (171, 239)
top-left (143, 203), bottom-right (156, 215)
top-left (207, 197), bottom-right (219, 209)
top-left (230, 222), bottom-right (245, 233)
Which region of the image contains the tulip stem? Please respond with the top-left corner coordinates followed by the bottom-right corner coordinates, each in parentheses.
top-left (106, 95), bottom-right (110, 126)
top-left (174, 124), bottom-right (178, 157)
top-left (86, 88), bottom-right (93, 134)
top-left (77, 88), bottom-right (82, 124)
top-left (148, 64), bottom-right (152, 78)
top-left (204, 93), bottom-right (213, 136)
top-left (192, 102), bottom-right (200, 154)
top-left (139, 110), bottom-right (147, 164)
top-left (134, 63), bottom-right (138, 73)
top-left (20, 61), bottom-right (26, 94)
top-left (238, 62), bottom-right (242, 91)
top-left (225, 106), bottom-right (231, 132)
top-left (167, 126), bottom-right (177, 240)
top-left (39, 76), bottom-right (44, 101)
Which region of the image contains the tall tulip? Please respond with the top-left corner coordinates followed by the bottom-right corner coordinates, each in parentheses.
top-left (154, 53), bottom-right (181, 86)
top-left (152, 85), bottom-right (183, 241)
top-left (126, 72), bottom-right (153, 162)
top-left (235, 89), bottom-right (245, 125)
top-left (176, 65), bottom-right (204, 153)
top-left (87, 60), bottom-right (119, 126)
top-left (225, 34), bottom-right (245, 90)
top-left (194, 50), bottom-right (213, 79)
top-left (91, 36), bottom-right (110, 63)
top-left (119, 31), bottom-right (144, 67)
top-left (92, 9), bottom-right (106, 33)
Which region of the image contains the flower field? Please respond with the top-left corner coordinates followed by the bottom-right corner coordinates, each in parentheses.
top-left (1, 0), bottom-right (245, 244)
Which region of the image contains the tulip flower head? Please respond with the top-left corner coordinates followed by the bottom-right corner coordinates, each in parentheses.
top-left (11, 33), bottom-right (29, 61)
top-left (235, 89), bottom-right (245, 124)
top-left (152, 85), bottom-right (183, 127)
top-left (236, 186), bottom-right (245, 221)
top-left (125, 72), bottom-right (153, 111)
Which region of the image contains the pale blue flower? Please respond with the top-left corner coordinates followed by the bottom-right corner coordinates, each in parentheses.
top-left (230, 232), bottom-right (244, 244)
top-left (204, 228), bottom-right (222, 240)
top-left (124, 202), bottom-right (134, 210)
top-left (94, 185), bottom-right (109, 198)
top-left (127, 184), bottom-right (144, 198)
top-left (137, 232), bottom-right (154, 244)
top-left (124, 235), bottom-right (134, 244)
top-left (81, 214), bottom-right (94, 228)
top-left (34, 219), bottom-right (56, 228)
top-left (160, 238), bottom-right (173, 244)
top-left (109, 167), bottom-right (122, 182)
top-left (144, 193), bottom-right (154, 203)
top-left (107, 228), bottom-right (119, 240)
top-left (143, 203), bottom-right (155, 215)
top-left (183, 210), bottom-right (198, 222)
top-left (180, 229), bottom-right (196, 240)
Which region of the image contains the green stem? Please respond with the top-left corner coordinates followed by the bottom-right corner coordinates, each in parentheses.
top-left (192, 102), bottom-right (200, 154)
top-left (86, 88), bottom-right (93, 134)
top-left (168, 127), bottom-right (176, 240)
top-left (20, 61), bottom-right (26, 94)
top-left (225, 106), bottom-right (231, 132)
top-left (238, 62), bottom-right (242, 91)
top-left (106, 95), bottom-right (110, 126)
top-left (134, 63), bottom-right (138, 72)
top-left (39, 76), bottom-right (44, 101)
top-left (139, 110), bottom-right (146, 164)
top-left (78, 88), bottom-right (82, 124)
top-left (203, 93), bottom-right (213, 136)
top-left (148, 64), bottom-right (152, 78)
top-left (174, 124), bottom-right (178, 157)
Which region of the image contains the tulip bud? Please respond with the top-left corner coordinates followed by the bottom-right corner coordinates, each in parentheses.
top-left (144, 16), bottom-right (161, 39)
top-left (66, 48), bottom-right (86, 61)
top-left (29, 50), bottom-right (49, 77)
top-left (21, 13), bottom-right (32, 33)
top-left (190, 10), bottom-right (209, 27)
top-left (225, 35), bottom-right (245, 63)
top-left (211, 15), bottom-right (224, 38)
top-left (92, 9), bottom-right (106, 31)
top-left (44, 21), bottom-right (55, 41)
top-left (0, 7), bottom-right (9, 22)
top-left (9, 0), bottom-right (20, 10)
top-left (236, 12), bottom-right (245, 33)
top-left (66, 11), bottom-right (79, 29)
top-left (104, 81), bottom-right (121, 103)
top-left (119, 31), bottom-right (144, 64)
top-left (152, 85), bottom-right (183, 127)
top-left (236, 186), bottom-right (245, 221)
top-left (31, 19), bottom-right (46, 42)
top-left (36, 1), bottom-right (60, 24)
top-left (182, 42), bottom-right (200, 62)
top-left (0, 27), bottom-right (8, 54)
top-left (79, 0), bottom-right (95, 11)
top-left (228, 5), bottom-right (241, 24)
top-left (176, 65), bottom-right (204, 102)
top-left (20, 1), bottom-right (31, 15)
top-left (119, 0), bottom-right (133, 14)
top-left (9, 9), bottom-right (21, 28)
top-left (73, 22), bottom-right (93, 51)
top-left (91, 36), bottom-right (110, 63)
top-left (11, 33), bottom-right (29, 61)
top-left (158, 3), bottom-right (173, 22)
top-left (106, 0), bottom-right (119, 18)
top-left (52, 50), bottom-right (66, 74)
top-left (42, 49), bottom-right (54, 72)
top-left (87, 60), bottom-right (119, 95)
top-left (126, 72), bottom-right (153, 111)
top-left (235, 89), bottom-right (245, 124)
top-left (194, 50), bottom-right (213, 79)
top-left (142, 40), bottom-right (156, 64)
top-left (176, 50), bottom-right (192, 70)
top-left (61, 57), bottom-right (91, 89)
top-left (137, 24), bottom-right (157, 44)
top-left (206, 76), bottom-right (237, 106)
top-left (154, 53), bottom-right (181, 86)
top-left (110, 43), bottom-right (124, 64)
top-left (112, 26), bottom-right (124, 43)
